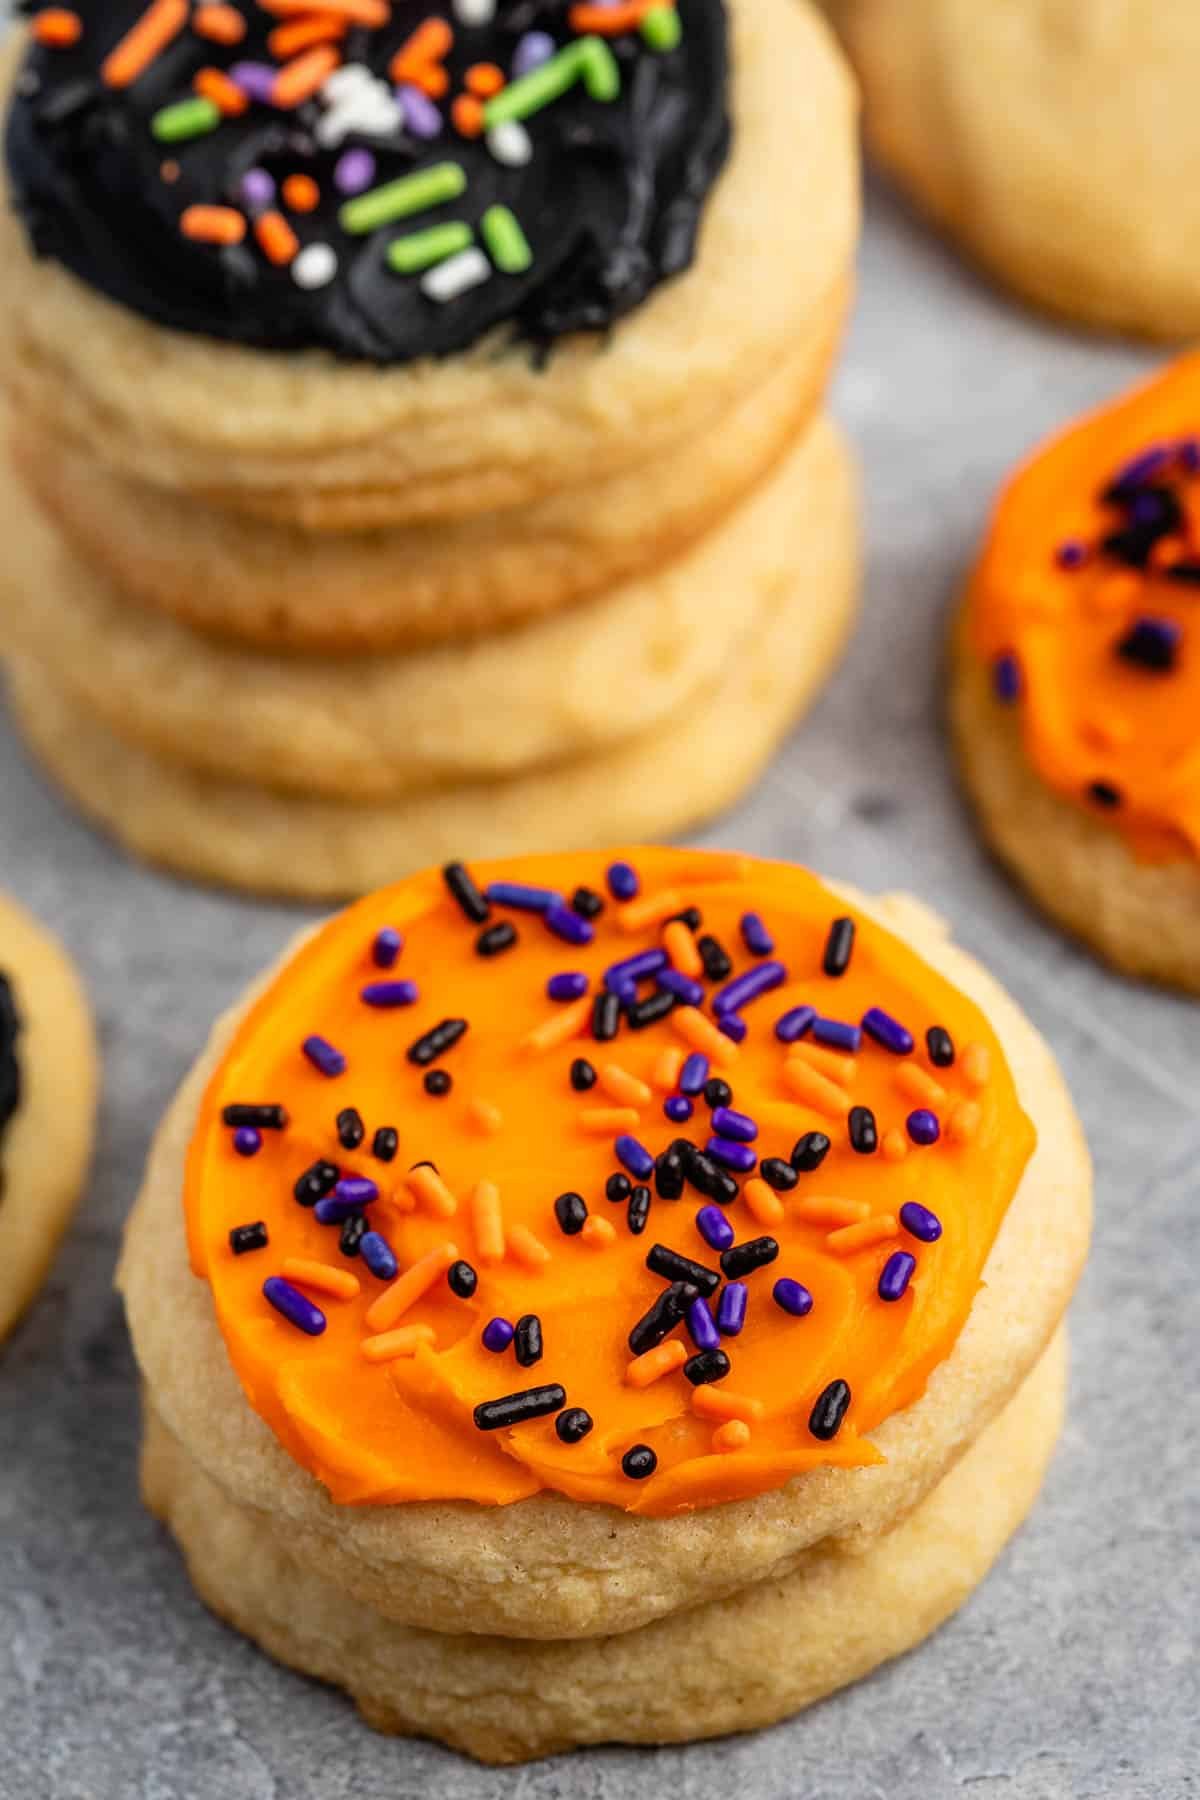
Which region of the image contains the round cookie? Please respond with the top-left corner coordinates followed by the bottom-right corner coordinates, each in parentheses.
top-left (118, 849), bottom-right (1091, 1641)
top-left (0, 0), bottom-right (858, 521)
top-left (831, 0), bottom-right (1200, 341)
top-left (0, 892), bottom-right (98, 1340)
top-left (951, 354), bottom-right (1200, 992)
top-left (4, 414), bottom-right (844, 800)
top-left (140, 1330), bottom-right (1067, 1763)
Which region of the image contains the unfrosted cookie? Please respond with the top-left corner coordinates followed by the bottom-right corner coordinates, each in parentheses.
top-left (952, 354), bottom-right (1200, 992)
top-left (4, 415), bottom-right (844, 800)
top-left (832, 0), bottom-right (1200, 340)
top-left (118, 848), bottom-right (1090, 1644)
top-left (0, 892), bottom-right (98, 1340)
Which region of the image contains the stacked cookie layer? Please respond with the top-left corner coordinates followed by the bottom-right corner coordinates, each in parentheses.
top-left (0, 0), bottom-right (860, 900)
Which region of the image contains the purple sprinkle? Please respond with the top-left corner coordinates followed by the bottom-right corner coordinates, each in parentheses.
top-left (487, 881), bottom-right (561, 913)
top-left (359, 1231), bottom-right (398, 1281)
top-left (664, 1095), bottom-right (693, 1124)
top-left (239, 165), bottom-right (276, 210)
top-left (740, 912), bottom-right (774, 957)
top-left (512, 28), bottom-right (555, 77)
top-left (547, 972), bottom-right (589, 1002)
top-left (679, 1053), bottom-right (709, 1095)
top-left (687, 1295), bottom-right (720, 1352)
top-left (233, 1127), bottom-right (262, 1158)
top-left (230, 62), bottom-right (278, 104)
top-left (900, 1201), bottom-right (942, 1243)
top-left (336, 1176), bottom-right (379, 1207)
top-left (712, 960), bottom-right (787, 1016)
top-left (482, 1317), bottom-right (515, 1353)
top-left (1180, 437), bottom-right (1200, 473)
top-left (302, 1034), bottom-right (346, 1077)
top-left (906, 1109), bottom-right (941, 1146)
top-left (860, 1007), bottom-right (914, 1056)
top-left (397, 81), bottom-right (443, 139)
top-left (605, 949), bottom-right (666, 993)
top-left (1117, 617), bottom-right (1182, 671)
top-left (710, 1105), bottom-right (757, 1143)
top-left (718, 1012), bottom-right (747, 1044)
top-left (992, 652), bottom-right (1022, 703)
top-left (606, 860), bottom-right (640, 900)
top-left (657, 969), bottom-right (705, 1007)
top-left (314, 1178), bottom-right (378, 1224)
top-left (717, 1282), bottom-right (747, 1337)
top-left (1114, 443), bottom-right (1170, 489)
top-left (360, 980), bottom-right (419, 1008)
top-left (772, 1278), bottom-right (813, 1318)
top-left (1054, 541), bottom-right (1088, 571)
top-left (371, 926), bottom-right (402, 969)
top-left (706, 1136), bottom-right (757, 1174)
top-left (878, 1250), bottom-right (917, 1303)
top-left (695, 1204), bottom-right (735, 1253)
top-left (615, 1135), bottom-right (654, 1181)
top-left (775, 1005), bottom-right (816, 1044)
top-left (335, 146), bottom-right (377, 195)
top-left (263, 1277), bottom-right (326, 1336)
top-left (811, 1017), bottom-right (861, 1053)
top-left (544, 902), bottom-right (594, 946)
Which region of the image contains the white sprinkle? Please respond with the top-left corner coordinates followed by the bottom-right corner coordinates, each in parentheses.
top-left (292, 242), bottom-right (338, 289)
top-left (487, 120), bottom-right (532, 168)
top-left (453, 0), bottom-right (496, 21)
top-left (420, 247), bottom-right (491, 303)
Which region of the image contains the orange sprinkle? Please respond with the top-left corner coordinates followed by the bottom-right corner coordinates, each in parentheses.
top-left (521, 995), bottom-right (590, 1054)
top-left (788, 1041), bottom-right (857, 1086)
top-left (281, 1257), bottom-right (360, 1301)
top-left (793, 1195), bottom-right (870, 1228)
top-left (671, 1006), bottom-right (738, 1067)
top-left (102, 0), bottom-right (188, 88)
top-left (254, 211), bottom-right (299, 267)
top-left (160, 160), bottom-right (181, 183)
top-left (268, 15), bottom-right (347, 58)
top-left (364, 1242), bottom-right (458, 1333)
top-left (361, 1323), bottom-right (435, 1363)
top-left (466, 1097), bottom-right (504, 1136)
top-left (580, 1215), bottom-right (616, 1249)
top-left (616, 888), bottom-right (686, 933)
top-left (465, 61), bottom-right (504, 97)
top-left (390, 14), bottom-right (452, 86)
top-left (179, 204), bottom-right (245, 245)
top-left (781, 1059), bottom-right (845, 1118)
top-left (273, 43), bottom-right (341, 108)
top-left (881, 1128), bottom-right (909, 1164)
top-left (743, 1177), bottom-right (785, 1228)
top-left (626, 1339), bottom-right (687, 1389)
top-left (578, 1107), bottom-right (641, 1136)
top-left (193, 66), bottom-right (249, 115)
top-left (825, 1215), bottom-right (898, 1256)
top-left (507, 1223), bottom-right (551, 1271)
top-left (282, 173), bottom-right (321, 213)
top-left (947, 1101), bottom-right (982, 1145)
top-left (469, 1179), bottom-right (505, 1265)
top-left (961, 1043), bottom-right (992, 1090)
top-left (387, 1180), bottom-right (416, 1216)
top-left (598, 1064), bottom-right (652, 1108)
top-left (260, 0), bottom-right (388, 21)
top-left (191, 3), bottom-right (246, 44)
top-left (896, 1063), bottom-right (946, 1107)
top-left (651, 1047), bottom-right (685, 1091)
top-left (712, 1419), bottom-right (752, 1454)
top-left (31, 9), bottom-right (82, 48)
top-left (693, 1385), bottom-right (764, 1424)
top-left (662, 919), bottom-right (703, 979)
top-left (569, 0), bottom-right (667, 30)
top-left (452, 93), bottom-right (485, 138)
top-left (406, 1164), bottom-right (458, 1219)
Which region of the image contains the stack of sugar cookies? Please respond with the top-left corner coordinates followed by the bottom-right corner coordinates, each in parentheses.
top-left (119, 847), bottom-right (1092, 1761)
top-left (0, 0), bottom-right (860, 901)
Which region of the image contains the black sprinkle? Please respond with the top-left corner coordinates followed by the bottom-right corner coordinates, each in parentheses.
top-left (697, 934), bottom-right (733, 982)
top-left (592, 991), bottom-right (621, 1042)
top-left (424, 1069), bottom-right (453, 1097)
top-left (515, 1314), bottom-right (543, 1367)
top-left (809, 1379), bottom-right (851, 1441)
top-left (627, 1185), bottom-right (651, 1236)
top-left (848, 1106), bottom-right (878, 1155)
top-left (339, 1214), bottom-right (367, 1257)
top-left (474, 1385), bottom-right (565, 1431)
top-left (760, 1157), bottom-right (798, 1192)
top-left (556, 1407), bottom-right (594, 1444)
top-left (791, 1131), bottom-right (832, 1173)
top-left (571, 885), bottom-right (605, 920)
top-left (720, 1237), bottom-right (779, 1279)
top-left (712, 1168), bottom-right (740, 1205)
top-left (229, 1222), bottom-right (268, 1255)
top-left (294, 1160), bottom-right (339, 1206)
top-left (554, 1191), bottom-right (588, 1236)
top-left (476, 921), bottom-right (518, 957)
top-left (606, 1171), bottom-right (633, 1204)
top-left (1165, 560), bottom-right (1200, 585)
top-left (822, 916), bottom-right (856, 977)
top-left (626, 990), bottom-right (675, 1030)
top-left (222, 1104), bottom-right (288, 1131)
top-left (1117, 620), bottom-right (1179, 674)
top-left (447, 1260), bottom-right (478, 1299)
top-left (443, 861), bottom-right (490, 925)
top-left (703, 1078), bottom-right (732, 1110)
top-left (372, 1126), bottom-right (398, 1163)
top-left (654, 1147), bottom-right (685, 1200)
top-left (926, 1026), bottom-right (955, 1068)
top-left (336, 1107), bottom-right (364, 1150)
top-left (622, 1445), bottom-right (657, 1480)
top-left (667, 906), bottom-right (702, 930)
top-left (646, 1243), bottom-right (721, 1297)
top-left (1088, 780), bottom-right (1123, 809)
top-left (407, 1018), bottom-right (468, 1066)
top-left (684, 1349), bottom-right (730, 1386)
top-left (628, 1280), bottom-right (698, 1356)
top-left (570, 1057), bottom-right (597, 1092)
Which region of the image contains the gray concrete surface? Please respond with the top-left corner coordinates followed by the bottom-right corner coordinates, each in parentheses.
top-left (1, 156), bottom-right (1197, 1797)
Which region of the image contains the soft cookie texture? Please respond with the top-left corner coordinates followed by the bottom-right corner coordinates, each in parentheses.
top-left (0, 892), bottom-right (98, 1340)
top-left (140, 1330), bottom-right (1067, 1763)
top-left (830, 0), bottom-right (1200, 340)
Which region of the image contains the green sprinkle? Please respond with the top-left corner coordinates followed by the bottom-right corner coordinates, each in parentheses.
top-left (339, 163), bottom-right (467, 237)
top-left (387, 221), bottom-right (474, 276)
top-left (150, 97), bottom-right (221, 144)
top-left (641, 6), bottom-right (682, 52)
top-left (481, 206), bottom-right (532, 275)
top-left (576, 35), bottom-right (621, 101)
top-left (483, 36), bottom-right (620, 128)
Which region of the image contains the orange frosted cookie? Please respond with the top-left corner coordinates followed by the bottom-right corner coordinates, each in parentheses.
top-left (954, 355), bottom-right (1200, 991)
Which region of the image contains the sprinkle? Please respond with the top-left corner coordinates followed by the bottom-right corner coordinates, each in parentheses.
top-left (581, 1215), bottom-right (616, 1249)
top-left (365, 1241), bottom-right (459, 1333)
top-left (599, 1064), bottom-right (652, 1107)
top-left (616, 888), bottom-right (686, 932)
top-left (388, 221), bottom-right (475, 275)
top-left (389, 15), bottom-right (452, 86)
top-left (607, 861), bottom-right (640, 900)
top-left (233, 1127), bottom-right (261, 1157)
top-left (907, 1109), bottom-right (940, 1146)
top-left (860, 1007), bottom-right (914, 1056)
top-left (514, 1313), bottom-right (543, 1367)
top-left (261, 0), bottom-right (387, 22)
top-left (407, 1018), bottom-right (468, 1067)
top-left (580, 1107), bottom-right (640, 1135)
top-left (811, 1017), bottom-right (861, 1054)
top-left (314, 1177), bottom-right (378, 1225)
top-left (1089, 780), bottom-right (1123, 810)
top-left (678, 1053), bottom-right (709, 1096)
top-left (103, 0), bottom-right (188, 89)
top-left (591, 991), bottom-right (622, 1042)
top-left (555, 1406), bottom-right (593, 1444)
top-left (151, 96), bottom-right (221, 142)
top-left (687, 1295), bottom-right (720, 1352)
top-left (717, 1013), bottom-right (746, 1044)
top-left (263, 1277), bottom-right (326, 1336)
top-left (192, 5), bottom-right (246, 46)
top-left (570, 1058), bottom-right (597, 1092)
top-left (513, 29), bottom-right (555, 77)
top-left (739, 1178), bottom-right (783, 1226)
top-left (291, 238), bottom-right (338, 285)
top-left (424, 1070), bottom-right (452, 1098)
top-left (279, 172), bottom-right (320, 214)
top-left (793, 1196), bottom-right (870, 1229)
top-left (706, 1136), bottom-right (756, 1174)
top-left (992, 652), bottom-right (1022, 703)
top-left (808, 1379), bottom-right (851, 1441)
top-left (545, 901), bottom-right (595, 946)
top-left (294, 1160), bottom-right (339, 1206)
top-left (716, 1282), bottom-right (747, 1336)
top-left (606, 1173), bottom-right (632, 1204)
top-left (372, 1127), bottom-right (398, 1162)
top-left (522, 996), bottom-right (591, 1054)
top-left (664, 1095), bottom-right (693, 1124)
top-left (240, 167), bottom-right (275, 209)
top-left (652, 1047), bottom-right (686, 1090)
top-left (615, 1135), bottom-right (654, 1180)
top-left (774, 1005), bottom-right (816, 1045)
top-left (1117, 617), bottom-right (1181, 673)
top-left (1055, 541), bottom-right (1088, 570)
top-left (358, 1233), bottom-right (398, 1281)
top-left (422, 245), bottom-right (491, 302)
top-left (740, 913), bottom-right (774, 957)
top-left (254, 211), bottom-right (299, 265)
top-left (695, 1204), bottom-right (735, 1253)
top-left (848, 1106), bottom-right (878, 1155)
top-left (482, 1317), bottom-right (514, 1353)
top-left (772, 1278), bottom-right (813, 1318)
top-left (961, 1044), bottom-right (992, 1089)
top-left (473, 921), bottom-right (517, 960)
top-left (626, 1339), bottom-right (687, 1387)
top-left (896, 1064), bottom-right (945, 1106)
top-left (447, 1260), bottom-right (477, 1298)
top-left (697, 935), bottom-right (733, 982)
top-left (470, 1180), bottom-right (505, 1264)
top-left (710, 1105), bottom-right (757, 1143)
top-left (340, 1215), bottom-right (367, 1256)
top-left (282, 1257), bottom-right (361, 1300)
top-left (229, 1222), bottom-right (268, 1255)
top-left (826, 1215), bottom-right (897, 1255)
top-left (692, 1386), bottom-right (764, 1424)
top-left (362, 1324), bottom-right (435, 1362)
top-left (454, 0), bottom-right (496, 20)
top-left (407, 1164), bottom-right (458, 1219)
top-left (229, 60), bottom-right (277, 102)
top-left (302, 1035), bottom-right (346, 1078)
top-left (443, 860), bottom-right (490, 924)
top-left (926, 1026), bottom-right (955, 1067)
top-left (756, 1160), bottom-right (797, 1196)
top-left (466, 60), bottom-right (505, 97)
top-left (481, 204), bottom-right (533, 272)
top-left (822, 917), bottom-right (856, 978)
top-left (336, 1108), bottom-right (364, 1150)
top-left (672, 1007), bottom-right (738, 1067)
top-left (632, 1278), bottom-right (712, 1356)
top-left (655, 968), bottom-right (704, 1008)
top-left (712, 961), bottom-right (786, 1016)
top-left (554, 1192), bottom-right (588, 1236)
top-left (654, 1147), bottom-right (685, 1200)
top-left (548, 972), bottom-right (589, 1002)
top-left (879, 1251), bottom-right (916, 1303)
top-left (685, 1348), bottom-right (730, 1386)
top-left (882, 1129), bottom-right (908, 1163)
top-left (508, 1224), bottom-right (552, 1270)
top-left (720, 1238), bottom-right (778, 1281)
top-left (781, 1060), bottom-right (844, 1118)
top-left (274, 44), bottom-right (341, 107)
top-left (627, 991), bottom-right (677, 1030)
top-left (621, 1444), bottom-right (657, 1480)
top-left (642, 4), bottom-right (682, 50)
top-left (572, 886), bottom-right (606, 920)
top-left (466, 1097), bottom-right (503, 1135)
top-left (712, 1419), bottom-right (750, 1453)
top-left (268, 14), bottom-right (346, 57)
top-left (335, 147), bottom-right (377, 195)
top-left (947, 1101), bottom-right (982, 1144)
top-left (222, 1103), bottom-right (288, 1131)
top-left (791, 1131), bottom-right (832, 1173)
top-left (180, 203), bottom-right (246, 246)
top-left (475, 1385), bottom-right (566, 1432)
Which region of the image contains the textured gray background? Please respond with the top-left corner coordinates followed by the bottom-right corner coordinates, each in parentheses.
top-left (2, 152), bottom-right (1199, 1797)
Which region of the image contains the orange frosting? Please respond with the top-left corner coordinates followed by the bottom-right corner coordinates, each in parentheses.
top-left (185, 849), bottom-right (1035, 1518)
top-left (970, 352), bottom-right (1200, 861)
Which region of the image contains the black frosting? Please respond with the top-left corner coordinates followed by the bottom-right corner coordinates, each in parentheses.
top-left (5, 1), bottom-right (730, 363)
top-left (0, 974), bottom-right (20, 1154)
